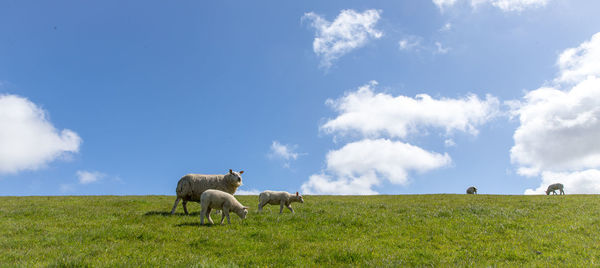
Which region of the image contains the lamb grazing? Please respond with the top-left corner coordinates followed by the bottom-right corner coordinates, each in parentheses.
top-left (258, 191), bottom-right (304, 214)
top-left (171, 169), bottom-right (244, 215)
top-left (200, 189), bottom-right (248, 225)
top-left (466, 186), bottom-right (478, 194)
top-left (546, 183), bottom-right (565, 195)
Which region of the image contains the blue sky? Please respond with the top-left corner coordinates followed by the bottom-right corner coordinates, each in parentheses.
top-left (2, 0), bottom-right (600, 196)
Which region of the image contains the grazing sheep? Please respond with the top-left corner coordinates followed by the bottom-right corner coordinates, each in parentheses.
top-left (200, 189), bottom-right (248, 225)
top-left (258, 191), bottom-right (304, 214)
top-left (171, 169), bottom-right (244, 215)
top-left (466, 186), bottom-right (478, 194)
top-left (546, 183), bottom-right (565, 195)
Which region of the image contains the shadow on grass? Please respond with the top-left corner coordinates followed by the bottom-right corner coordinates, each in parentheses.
top-left (143, 211), bottom-right (200, 217)
top-left (175, 221), bottom-right (217, 227)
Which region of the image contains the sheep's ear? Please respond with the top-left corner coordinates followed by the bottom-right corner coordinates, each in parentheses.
top-left (229, 169), bottom-right (233, 174)
top-left (243, 206), bottom-right (249, 209)
top-left (239, 171), bottom-right (244, 174)
top-left (296, 192), bottom-right (299, 196)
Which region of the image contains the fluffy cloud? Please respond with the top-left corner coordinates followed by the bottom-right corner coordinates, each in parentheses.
top-left (321, 81), bottom-right (500, 139)
top-left (0, 94), bottom-right (81, 174)
top-left (556, 32), bottom-right (600, 84)
top-left (76, 170), bottom-right (105, 184)
top-left (305, 81), bottom-right (497, 194)
top-left (510, 77), bottom-right (600, 176)
top-left (301, 139), bottom-right (451, 195)
top-left (268, 141), bottom-right (302, 168)
top-left (511, 32), bottom-right (600, 194)
top-left (433, 0), bottom-right (549, 12)
top-left (269, 141), bottom-right (299, 161)
top-left (303, 9), bottom-right (383, 68)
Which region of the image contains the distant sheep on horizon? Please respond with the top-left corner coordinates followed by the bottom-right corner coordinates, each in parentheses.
top-left (546, 183), bottom-right (565, 195)
top-left (171, 169), bottom-right (244, 215)
top-left (466, 186), bottom-right (477, 194)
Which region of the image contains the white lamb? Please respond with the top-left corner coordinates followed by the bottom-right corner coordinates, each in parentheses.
top-left (200, 189), bottom-right (248, 225)
top-left (466, 186), bottom-right (477, 194)
top-left (258, 191), bottom-right (304, 214)
top-left (171, 169), bottom-right (244, 215)
top-left (546, 183), bottom-right (565, 195)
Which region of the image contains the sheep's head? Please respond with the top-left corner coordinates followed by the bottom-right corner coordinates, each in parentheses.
top-left (238, 206), bottom-right (249, 219)
top-left (226, 169), bottom-right (244, 187)
top-left (295, 192), bottom-right (304, 203)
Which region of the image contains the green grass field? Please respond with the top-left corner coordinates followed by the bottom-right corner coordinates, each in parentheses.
top-left (1, 194), bottom-right (599, 266)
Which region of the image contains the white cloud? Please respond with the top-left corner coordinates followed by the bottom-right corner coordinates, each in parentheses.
top-left (398, 36), bottom-right (423, 51)
top-left (433, 0), bottom-right (549, 12)
top-left (435, 42), bottom-right (450, 54)
top-left (444, 139), bottom-right (457, 147)
top-left (76, 170), bottom-right (105, 184)
top-left (524, 170), bottom-right (600, 195)
top-left (511, 32), bottom-right (600, 194)
top-left (0, 94), bottom-right (81, 174)
top-left (321, 81), bottom-right (500, 139)
top-left (269, 141), bottom-right (299, 161)
top-left (440, 23), bottom-right (453, 32)
top-left (268, 141), bottom-right (302, 168)
top-left (433, 0), bottom-right (458, 11)
top-left (301, 139), bottom-right (451, 195)
top-left (490, 0), bottom-right (549, 12)
top-left (235, 189), bottom-right (261, 195)
top-left (307, 81), bottom-right (498, 195)
top-left (556, 32), bottom-right (600, 84)
top-left (303, 9), bottom-right (383, 68)
top-left (510, 78), bottom-right (600, 176)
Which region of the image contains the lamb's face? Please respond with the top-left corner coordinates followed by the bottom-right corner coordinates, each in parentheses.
top-left (239, 207), bottom-right (248, 219)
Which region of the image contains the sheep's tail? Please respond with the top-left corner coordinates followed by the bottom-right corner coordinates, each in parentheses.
top-left (176, 179), bottom-right (185, 196)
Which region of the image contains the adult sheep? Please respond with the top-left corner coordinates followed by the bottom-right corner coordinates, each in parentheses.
top-left (171, 169), bottom-right (244, 215)
top-left (546, 183), bottom-right (565, 195)
top-left (466, 186), bottom-right (478, 194)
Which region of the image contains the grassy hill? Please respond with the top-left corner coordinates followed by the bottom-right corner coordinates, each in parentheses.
top-left (1, 194), bottom-right (599, 266)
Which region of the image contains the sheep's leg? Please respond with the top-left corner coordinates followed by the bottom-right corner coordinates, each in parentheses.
top-left (200, 209), bottom-right (205, 225)
top-left (182, 201), bottom-right (189, 215)
top-left (286, 205), bottom-right (294, 213)
top-left (171, 197), bottom-right (181, 215)
top-left (206, 207), bottom-right (213, 224)
top-left (221, 209), bottom-right (230, 224)
top-left (279, 201), bottom-right (285, 214)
